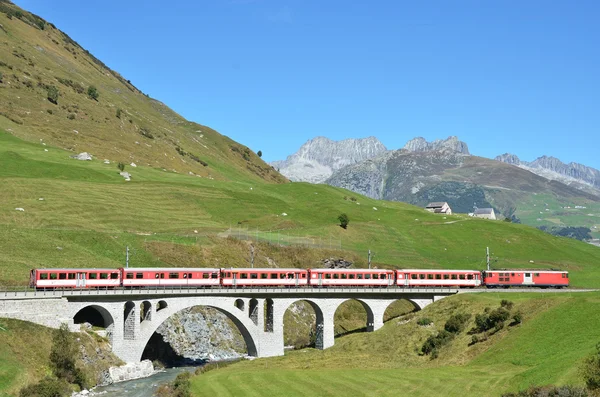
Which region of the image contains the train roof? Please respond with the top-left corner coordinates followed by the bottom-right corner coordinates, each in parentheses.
top-left (485, 269), bottom-right (567, 273)
top-left (310, 268), bottom-right (393, 272)
top-left (33, 268), bottom-right (120, 272)
top-left (121, 267), bottom-right (219, 272)
top-left (398, 269), bottom-right (480, 273)
top-left (224, 268), bottom-right (308, 272)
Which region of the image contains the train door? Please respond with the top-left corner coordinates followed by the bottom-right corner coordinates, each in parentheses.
top-left (388, 274), bottom-right (394, 286)
top-left (76, 272), bottom-right (86, 288)
top-left (233, 272), bottom-right (237, 288)
top-left (404, 273), bottom-right (409, 287)
top-left (295, 273), bottom-right (299, 287)
top-left (524, 272), bottom-right (533, 285)
top-left (318, 273), bottom-right (323, 287)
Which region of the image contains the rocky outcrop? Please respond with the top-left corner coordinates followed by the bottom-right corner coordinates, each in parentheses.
top-left (270, 136), bottom-right (388, 183)
top-left (403, 136), bottom-right (470, 155)
top-left (322, 258), bottom-right (353, 269)
top-left (495, 153), bottom-right (521, 165)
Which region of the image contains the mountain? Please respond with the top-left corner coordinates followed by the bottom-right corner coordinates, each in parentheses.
top-left (0, 2), bottom-right (284, 183)
top-left (270, 136), bottom-right (387, 183)
top-left (495, 154), bottom-right (600, 196)
top-left (403, 136), bottom-right (470, 155)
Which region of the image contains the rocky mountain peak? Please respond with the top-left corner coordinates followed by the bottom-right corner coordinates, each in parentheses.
top-left (270, 136), bottom-right (388, 183)
top-left (495, 153), bottom-right (521, 165)
top-left (403, 136), bottom-right (470, 155)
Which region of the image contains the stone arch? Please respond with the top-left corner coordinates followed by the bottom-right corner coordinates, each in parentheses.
top-left (73, 304), bottom-right (115, 329)
top-left (157, 300), bottom-right (168, 312)
top-left (234, 299), bottom-right (245, 311)
top-left (281, 299), bottom-right (325, 349)
top-left (382, 299), bottom-right (420, 323)
top-left (249, 298), bottom-right (259, 325)
top-left (333, 298), bottom-right (375, 335)
top-left (124, 301), bottom-right (136, 340)
top-left (141, 301), bottom-right (152, 322)
top-left (133, 300), bottom-right (259, 363)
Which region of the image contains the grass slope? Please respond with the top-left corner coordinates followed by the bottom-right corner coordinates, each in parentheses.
top-left (190, 292), bottom-right (600, 397)
top-left (1, 130), bottom-right (600, 287)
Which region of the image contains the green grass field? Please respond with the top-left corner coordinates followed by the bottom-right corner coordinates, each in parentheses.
top-left (190, 292), bottom-right (600, 397)
top-left (1, 129), bottom-right (600, 288)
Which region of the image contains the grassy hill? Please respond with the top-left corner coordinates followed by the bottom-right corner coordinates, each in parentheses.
top-left (0, 1), bottom-right (283, 184)
top-left (189, 292), bottom-right (600, 397)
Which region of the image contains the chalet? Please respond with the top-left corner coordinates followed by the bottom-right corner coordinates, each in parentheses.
top-left (425, 202), bottom-right (452, 215)
top-left (472, 208), bottom-right (496, 220)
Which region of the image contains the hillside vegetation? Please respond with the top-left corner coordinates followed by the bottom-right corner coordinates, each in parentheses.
top-left (189, 292), bottom-right (600, 397)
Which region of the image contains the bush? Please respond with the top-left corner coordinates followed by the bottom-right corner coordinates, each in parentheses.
top-left (475, 307), bottom-right (510, 332)
top-left (417, 317), bottom-right (432, 326)
top-left (50, 324), bottom-right (88, 389)
top-left (512, 312), bottom-right (522, 325)
top-left (257, 150), bottom-right (262, 158)
top-left (47, 85), bottom-right (59, 104)
top-left (338, 213), bottom-right (349, 229)
top-left (444, 313), bottom-right (471, 334)
top-left (19, 376), bottom-right (70, 397)
top-left (117, 162), bottom-right (125, 172)
top-left (87, 85), bottom-right (99, 100)
top-left (501, 300), bottom-right (514, 310)
top-left (67, 113), bottom-right (75, 120)
top-left (0, 72), bottom-right (3, 83)
top-left (421, 329), bottom-right (454, 355)
top-left (582, 342), bottom-right (600, 391)
top-left (140, 127), bottom-right (154, 139)
top-left (116, 108), bottom-right (122, 118)
top-left (502, 385), bottom-right (588, 397)
top-left (46, 109), bottom-right (53, 115)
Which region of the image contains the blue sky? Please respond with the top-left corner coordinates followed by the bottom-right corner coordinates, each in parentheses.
top-left (14, 0), bottom-right (600, 168)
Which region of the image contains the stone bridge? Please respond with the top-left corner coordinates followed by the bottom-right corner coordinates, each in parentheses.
top-left (0, 288), bottom-right (456, 363)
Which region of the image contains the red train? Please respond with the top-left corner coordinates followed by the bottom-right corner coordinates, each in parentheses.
top-left (29, 267), bottom-right (569, 289)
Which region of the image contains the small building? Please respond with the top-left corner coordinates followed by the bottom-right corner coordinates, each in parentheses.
top-left (472, 208), bottom-right (496, 220)
top-left (425, 202), bottom-right (452, 215)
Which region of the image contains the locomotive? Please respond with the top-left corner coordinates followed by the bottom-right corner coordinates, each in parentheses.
top-left (29, 267), bottom-right (569, 289)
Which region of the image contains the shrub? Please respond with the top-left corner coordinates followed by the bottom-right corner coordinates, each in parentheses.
top-left (338, 213), bottom-right (349, 229)
top-left (421, 329), bottom-right (454, 355)
top-left (67, 113), bottom-right (75, 120)
top-left (87, 85), bottom-right (99, 100)
top-left (582, 342), bottom-right (600, 391)
top-left (257, 150), bottom-right (262, 158)
top-left (50, 324), bottom-right (88, 389)
top-left (117, 162), bottom-right (125, 172)
top-left (501, 300), bottom-right (514, 310)
top-left (116, 108), bottom-right (122, 118)
top-left (19, 376), bottom-right (70, 397)
top-left (502, 385), bottom-right (588, 397)
top-left (139, 127), bottom-right (154, 139)
top-left (475, 307), bottom-right (510, 332)
top-left (444, 313), bottom-right (471, 334)
top-left (512, 312), bottom-right (522, 325)
top-left (46, 109), bottom-right (53, 115)
top-left (417, 317), bottom-right (432, 326)
top-left (47, 85), bottom-right (59, 104)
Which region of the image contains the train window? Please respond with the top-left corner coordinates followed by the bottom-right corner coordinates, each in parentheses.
top-left (325, 274), bottom-right (331, 279)
top-left (427, 274), bottom-right (433, 280)
top-left (50, 273), bottom-right (58, 280)
top-left (89, 273), bottom-right (97, 279)
top-left (126, 273), bottom-right (134, 279)
top-left (288, 274), bottom-right (294, 279)
top-left (136, 273), bottom-right (143, 279)
top-left (467, 274), bottom-right (473, 280)
top-left (155, 273), bottom-right (160, 279)
top-left (183, 273), bottom-right (187, 278)
top-left (419, 274), bottom-right (425, 280)
top-left (357, 274), bottom-right (363, 279)
top-left (367, 274), bottom-right (373, 279)
top-left (203, 273), bottom-right (210, 279)
top-left (261, 273), bottom-right (268, 279)
top-left (270, 274), bottom-right (277, 279)
top-left (349, 274), bottom-right (355, 279)
top-left (100, 273), bottom-right (109, 279)
top-left (40, 273), bottom-right (48, 280)
top-left (333, 274), bottom-right (339, 279)
top-left (250, 273), bottom-right (258, 279)
top-left (451, 274), bottom-right (457, 280)
top-left (435, 274), bottom-right (441, 280)
top-left (301, 274), bottom-right (306, 278)
top-left (241, 273), bottom-right (248, 279)
top-left (444, 274), bottom-right (449, 280)
top-left (168, 273), bottom-right (178, 279)
top-left (68, 273), bottom-right (76, 280)
top-left (525, 273), bottom-right (531, 277)
top-left (111, 273), bottom-right (119, 279)
top-left (459, 275), bottom-right (465, 280)
top-left (226, 272), bottom-right (232, 278)
top-left (534, 273), bottom-right (540, 277)
top-left (59, 273), bottom-right (66, 280)
top-left (341, 274), bottom-right (347, 279)
top-left (411, 274), bottom-right (417, 280)
top-left (189, 273), bottom-right (193, 279)
top-left (211, 273), bottom-right (218, 279)
top-left (511, 273), bottom-right (515, 276)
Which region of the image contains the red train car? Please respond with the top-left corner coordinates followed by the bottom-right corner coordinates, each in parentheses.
top-left (121, 268), bottom-right (220, 287)
top-left (221, 268), bottom-right (309, 287)
top-left (398, 269), bottom-right (482, 288)
top-left (30, 268), bottom-right (121, 289)
top-left (482, 270), bottom-right (568, 288)
top-left (309, 268), bottom-right (395, 287)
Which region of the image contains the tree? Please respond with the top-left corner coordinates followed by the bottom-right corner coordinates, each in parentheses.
top-left (87, 85), bottom-right (99, 100)
top-left (49, 324), bottom-right (87, 388)
top-left (338, 213), bottom-right (349, 229)
top-left (257, 150), bottom-right (262, 158)
top-left (47, 85), bottom-right (59, 104)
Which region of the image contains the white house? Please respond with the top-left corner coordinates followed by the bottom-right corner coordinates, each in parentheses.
top-left (425, 202), bottom-right (452, 215)
top-left (472, 208), bottom-right (496, 220)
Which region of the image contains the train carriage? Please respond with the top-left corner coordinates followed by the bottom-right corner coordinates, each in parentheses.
top-left (309, 268), bottom-right (395, 287)
top-left (220, 268), bottom-right (309, 287)
top-left (121, 268), bottom-right (220, 287)
top-left (398, 269), bottom-right (482, 288)
top-left (30, 268), bottom-right (121, 289)
top-left (482, 270), bottom-right (568, 288)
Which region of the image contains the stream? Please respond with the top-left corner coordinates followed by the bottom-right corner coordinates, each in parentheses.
top-left (91, 366), bottom-right (195, 397)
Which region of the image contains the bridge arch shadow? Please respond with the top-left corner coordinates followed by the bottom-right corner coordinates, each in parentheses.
top-left (333, 299), bottom-right (373, 337)
top-left (282, 299), bottom-right (324, 350)
top-left (73, 304), bottom-right (115, 329)
top-left (383, 299), bottom-right (420, 323)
